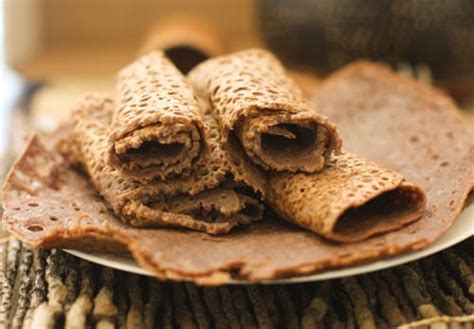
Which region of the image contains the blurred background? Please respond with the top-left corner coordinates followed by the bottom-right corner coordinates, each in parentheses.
top-left (1, 0), bottom-right (260, 126)
top-left (1, 0), bottom-right (474, 163)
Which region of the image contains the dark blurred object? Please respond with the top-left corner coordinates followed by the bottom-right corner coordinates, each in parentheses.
top-left (258, 0), bottom-right (474, 100)
top-left (139, 15), bottom-right (226, 74)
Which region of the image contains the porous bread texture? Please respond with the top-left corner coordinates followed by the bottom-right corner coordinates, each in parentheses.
top-left (109, 50), bottom-right (206, 181)
top-left (268, 151), bottom-right (427, 242)
top-left (198, 97), bottom-right (270, 199)
top-left (56, 128), bottom-right (82, 166)
top-left (66, 94), bottom-right (262, 234)
top-left (188, 49), bottom-right (424, 242)
top-left (188, 48), bottom-right (342, 175)
top-left (65, 95), bottom-right (426, 242)
top-left (2, 60), bottom-right (473, 283)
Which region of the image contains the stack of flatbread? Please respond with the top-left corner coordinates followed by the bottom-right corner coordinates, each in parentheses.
top-left (3, 48), bottom-right (473, 283)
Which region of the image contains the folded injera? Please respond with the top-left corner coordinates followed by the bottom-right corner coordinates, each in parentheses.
top-left (188, 48), bottom-right (426, 242)
top-left (109, 50), bottom-right (206, 180)
top-left (58, 94), bottom-right (262, 234)
top-left (188, 48), bottom-right (341, 177)
top-left (3, 61), bottom-right (473, 283)
top-left (267, 151), bottom-right (426, 242)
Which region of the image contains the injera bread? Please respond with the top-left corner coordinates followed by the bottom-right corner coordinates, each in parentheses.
top-left (189, 49), bottom-right (425, 242)
top-left (59, 94), bottom-right (262, 234)
top-left (3, 61), bottom-right (473, 284)
top-left (109, 51), bottom-right (206, 181)
top-left (267, 151), bottom-right (426, 242)
top-left (139, 15), bottom-right (226, 74)
top-left (188, 48), bottom-right (342, 176)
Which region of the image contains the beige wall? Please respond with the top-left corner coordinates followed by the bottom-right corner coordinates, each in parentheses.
top-left (42, 0), bottom-right (260, 50)
top-left (41, 0), bottom-right (255, 45)
top-left (6, 0), bottom-right (261, 67)
top-left (4, 0), bottom-right (43, 64)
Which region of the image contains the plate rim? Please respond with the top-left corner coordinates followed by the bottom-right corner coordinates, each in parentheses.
top-left (64, 202), bottom-right (474, 284)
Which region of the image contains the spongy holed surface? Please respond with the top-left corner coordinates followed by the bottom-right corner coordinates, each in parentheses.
top-left (68, 94), bottom-right (262, 234)
top-left (112, 50), bottom-right (202, 142)
top-left (189, 49), bottom-right (306, 123)
top-left (188, 48), bottom-right (341, 173)
top-left (70, 95), bottom-right (141, 214)
top-left (3, 61), bottom-right (473, 283)
top-left (2, 134), bottom-right (115, 247)
top-left (109, 50), bottom-right (206, 180)
top-left (268, 151), bottom-right (427, 242)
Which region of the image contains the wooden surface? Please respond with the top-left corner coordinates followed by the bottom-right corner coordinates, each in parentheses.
top-left (0, 238), bottom-right (473, 328)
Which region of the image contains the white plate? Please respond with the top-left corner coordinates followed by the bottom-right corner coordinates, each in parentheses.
top-left (65, 203), bottom-right (474, 284)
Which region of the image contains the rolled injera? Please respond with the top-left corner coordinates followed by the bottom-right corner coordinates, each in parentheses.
top-left (109, 50), bottom-right (206, 180)
top-left (188, 48), bottom-right (342, 176)
top-left (3, 61), bottom-right (473, 283)
top-left (267, 152), bottom-right (427, 242)
top-left (60, 94), bottom-right (262, 234)
top-left (189, 49), bottom-right (425, 242)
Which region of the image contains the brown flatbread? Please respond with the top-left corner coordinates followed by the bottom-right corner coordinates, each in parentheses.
top-left (267, 151), bottom-right (426, 242)
top-left (189, 49), bottom-right (425, 242)
top-left (139, 15), bottom-right (226, 74)
top-left (3, 61), bottom-right (473, 284)
top-left (188, 48), bottom-right (341, 176)
top-left (61, 94), bottom-right (262, 234)
top-left (109, 51), bottom-right (206, 181)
